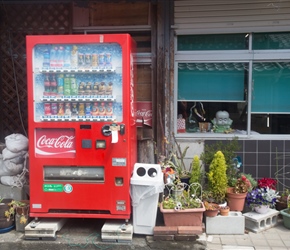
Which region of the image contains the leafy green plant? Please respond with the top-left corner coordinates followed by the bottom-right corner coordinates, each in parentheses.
top-left (5, 200), bottom-right (29, 224)
top-left (279, 189), bottom-right (290, 203)
top-left (189, 155), bottom-right (203, 196)
top-left (190, 155), bottom-right (202, 184)
top-left (200, 137), bottom-right (240, 166)
top-left (200, 137), bottom-right (241, 186)
top-left (207, 151), bottom-right (228, 203)
top-left (202, 190), bottom-right (215, 203)
top-left (203, 201), bottom-right (219, 211)
top-left (162, 189), bottom-right (202, 209)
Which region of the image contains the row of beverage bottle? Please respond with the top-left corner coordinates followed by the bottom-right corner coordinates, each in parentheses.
top-left (44, 102), bottom-right (114, 117)
top-left (42, 45), bottom-right (112, 69)
top-left (43, 74), bottom-right (113, 96)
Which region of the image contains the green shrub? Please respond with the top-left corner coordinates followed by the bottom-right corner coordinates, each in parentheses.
top-left (207, 151), bottom-right (228, 203)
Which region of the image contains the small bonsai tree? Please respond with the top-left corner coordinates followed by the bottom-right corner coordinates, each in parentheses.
top-left (207, 151), bottom-right (228, 203)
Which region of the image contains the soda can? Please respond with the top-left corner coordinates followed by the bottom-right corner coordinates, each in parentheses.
top-left (65, 102), bottom-right (72, 116)
top-left (85, 103), bottom-right (91, 116)
top-left (78, 82), bottom-right (85, 95)
top-left (98, 53), bottom-right (105, 69)
top-left (105, 53), bottom-right (112, 69)
top-left (91, 53), bottom-right (98, 68)
top-left (85, 82), bottom-right (92, 96)
top-left (91, 102), bottom-right (99, 116)
top-left (78, 103), bottom-right (85, 116)
top-left (51, 103), bottom-right (58, 115)
top-left (44, 103), bottom-right (51, 115)
top-left (99, 102), bottom-right (106, 116)
top-left (71, 102), bottom-right (78, 117)
top-left (85, 53), bottom-right (92, 67)
top-left (57, 102), bottom-right (65, 116)
top-left (71, 45), bottom-right (78, 68)
top-left (92, 82), bottom-right (99, 95)
top-left (78, 53), bottom-right (85, 67)
top-left (63, 74), bottom-right (71, 96)
top-left (70, 75), bottom-right (78, 95)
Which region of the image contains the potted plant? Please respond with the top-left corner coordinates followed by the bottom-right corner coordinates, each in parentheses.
top-left (246, 178), bottom-right (279, 214)
top-left (203, 201), bottom-right (220, 217)
top-left (219, 205), bottom-right (230, 216)
top-left (0, 198), bottom-right (14, 229)
top-left (159, 135), bottom-right (190, 183)
top-left (5, 200), bottom-right (29, 232)
top-left (170, 178), bottom-right (186, 199)
top-left (160, 184), bottom-right (205, 226)
top-left (189, 155), bottom-right (203, 196)
top-left (276, 188), bottom-right (290, 211)
top-left (280, 195), bottom-right (290, 229)
top-left (207, 151), bottom-right (228, 204)
top-left (226, 174), bottom-right (253, 211)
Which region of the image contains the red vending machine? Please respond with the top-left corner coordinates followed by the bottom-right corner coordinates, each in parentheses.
top-left (26, 34), bottom-right (137, 220)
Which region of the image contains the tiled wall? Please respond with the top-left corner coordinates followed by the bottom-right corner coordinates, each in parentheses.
top-left (205, 140), bottom-right (290, 192)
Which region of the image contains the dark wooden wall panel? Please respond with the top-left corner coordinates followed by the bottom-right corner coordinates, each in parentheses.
top-left (90, 2), bottom-right (149, 26)
top-left (0, 3), bottom-right (71, 141)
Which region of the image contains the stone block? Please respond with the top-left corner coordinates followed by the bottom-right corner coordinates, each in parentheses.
top-left (0, 184), bottom-right (28, 200)
top-left (101, 220), bottom-right (133, 243)
top-left (153, 235), bottom-right (175, 241)
top-left (243, 208), bottom-right (279, 233)
top-left (174, 234), bottom-right (198, 241)
top-left (153, 226), bottom-right (178, 235)
top-left (206, 211), bottom-right (245, 235)
top-left (178, 226), bottom-right (203, 235)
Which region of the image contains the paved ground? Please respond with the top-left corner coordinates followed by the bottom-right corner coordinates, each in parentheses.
top-left (205, 217), bottom-right (290, 250)
top-left (0, 214), bottom-right (289, 250)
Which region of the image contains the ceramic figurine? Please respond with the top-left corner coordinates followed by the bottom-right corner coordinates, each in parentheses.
top-left (212, 110), bottom-right (233, 133)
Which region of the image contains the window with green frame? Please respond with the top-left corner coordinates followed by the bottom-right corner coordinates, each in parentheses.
top-left (176, 33), bottom-right (290, 135)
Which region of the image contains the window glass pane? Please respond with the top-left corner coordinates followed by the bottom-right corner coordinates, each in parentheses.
top-left (251, 114), bottom-right (290, 134)
top-left (252, 62), bottom-right (290, 113)
top-left (253, 32), bottom-right (290, 50)
top-left (178, 63), bottom-right (248, 101)
top-left (177, 34), bottom-right (249, 50)
top-left (177, 101), bottom-right (247, 134)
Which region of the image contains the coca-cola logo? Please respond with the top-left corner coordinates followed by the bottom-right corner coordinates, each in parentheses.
top-left (136, 110), bottom-right (152, 118)
top-left (37, 135), bottom-right (75, 149)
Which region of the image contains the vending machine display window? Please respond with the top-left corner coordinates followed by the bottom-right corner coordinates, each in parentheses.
top-left (32, 43), bottom-right (123, 123)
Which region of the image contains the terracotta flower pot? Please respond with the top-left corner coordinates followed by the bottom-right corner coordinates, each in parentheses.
top-left (226, 187), bottom-right (247, 212)
top-left (160, 202), bottom-right (205, 226)
top-left (203, 202), bottom-right (220, 217)
top-left (204, 209), bottom-right (219, 217)
top-left (219, 206), bottom-right (230, 216)
top-left (276, 201), bottom-right (287, 211)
